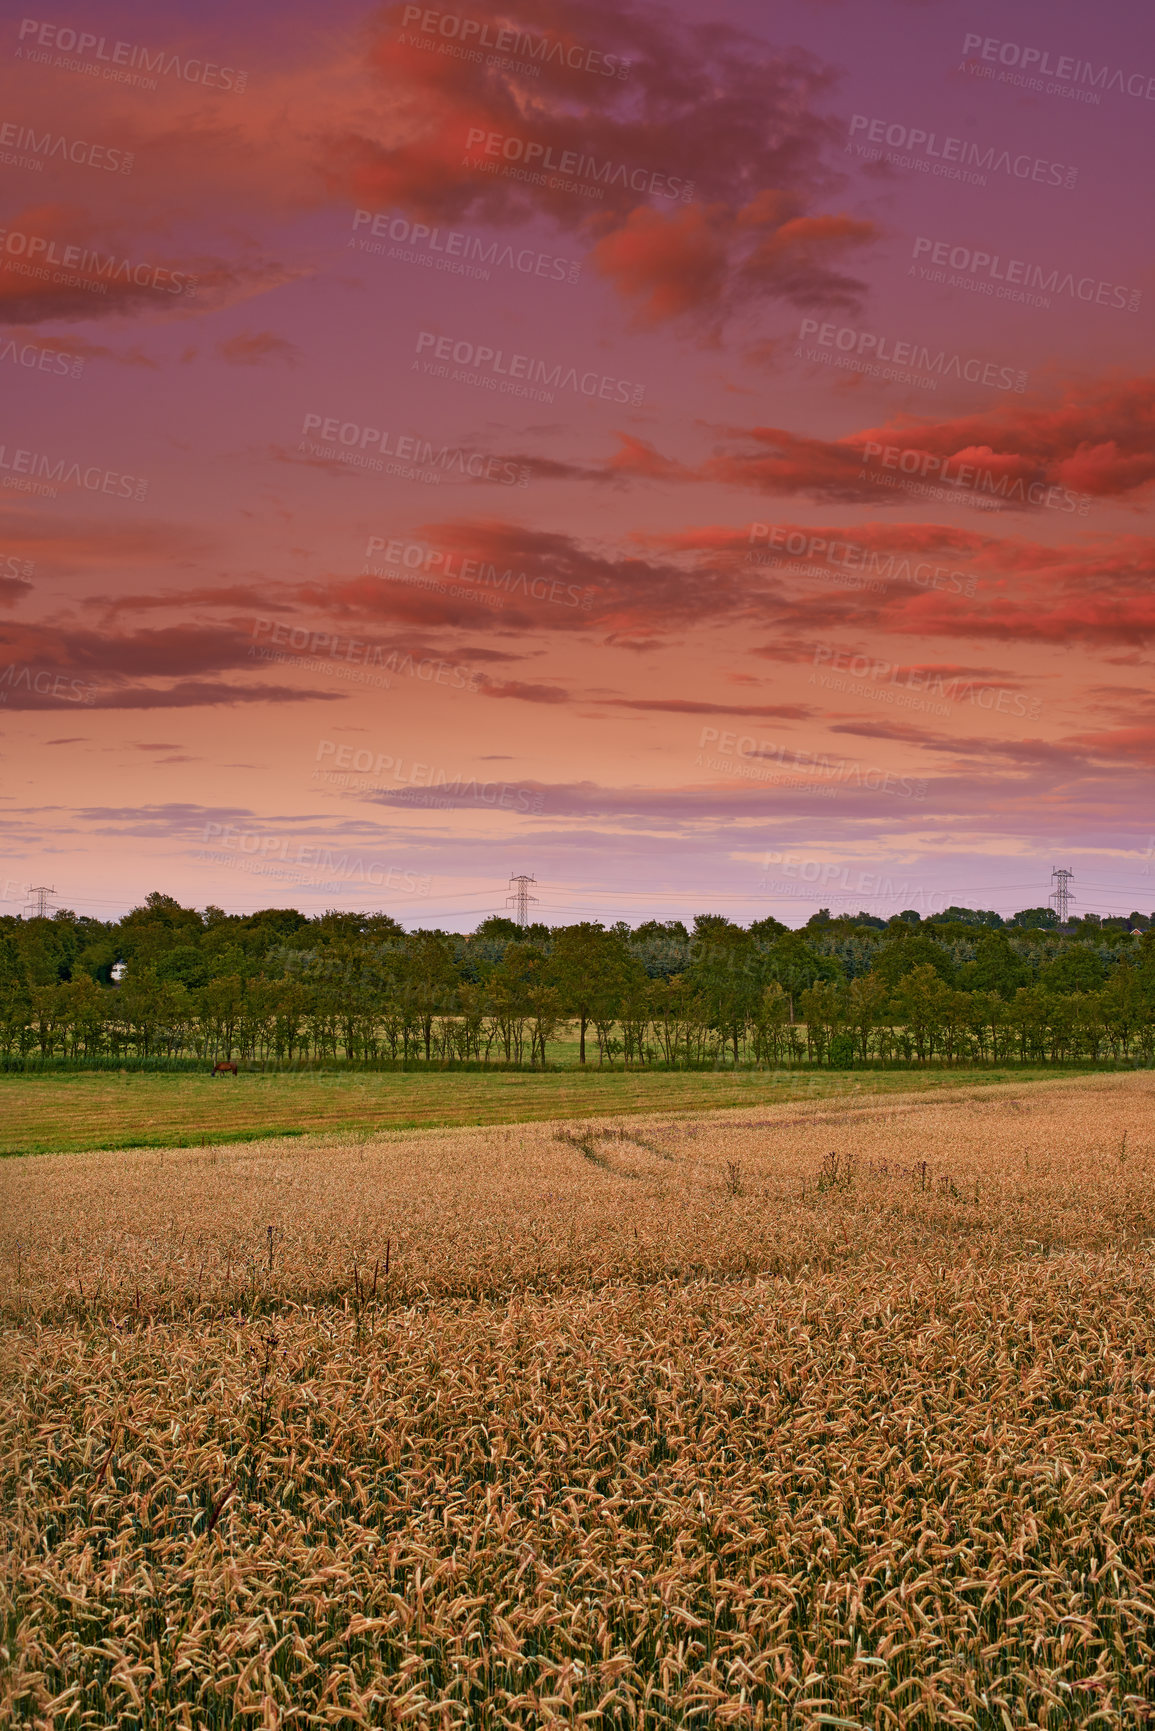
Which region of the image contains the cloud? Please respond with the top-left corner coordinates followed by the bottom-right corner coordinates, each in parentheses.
top-left (325, 1), bottom-right (876, 328)
top-left (0, 512), bottom-right (216, 574)
top-left (86, 682), bottom-right (344, 710)
top-left (636, 518), bottom-right (1155, 650)
top-left (1, 622), bottom-right (261, 680)
top-left (479, 680), bottom-right (570, 703)
top-left (0, 620), bottom-right (354, 708)
top-left (0, 202), bottom-right (301, 326)
top-left (55, 338), bottom-right (159, 369)
top-left (597, 697), bottom-right (813, 718)
top-left (1060, 724), bottom-right (1155, 768)
top-left (216, 331), bottom-right (299, 365)
top-left (87, 585), bottom-right (278, 619)
top-left (0, 680), bottom-right (345, 711)
top-left (598, 371), bottom-right (1155, 507)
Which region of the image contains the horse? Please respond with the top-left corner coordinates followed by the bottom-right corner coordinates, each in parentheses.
top-left (211, 1060), bottom-right (238, 1076)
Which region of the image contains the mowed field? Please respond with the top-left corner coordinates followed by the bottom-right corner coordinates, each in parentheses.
top-left (0, 1061), bottom-right (1098, 1156)
top-left (5, 1073), bottom-right (1155, 1727)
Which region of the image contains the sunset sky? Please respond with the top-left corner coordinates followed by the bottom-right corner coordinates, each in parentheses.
top-left (2, 0), bottom-right (1153, 928)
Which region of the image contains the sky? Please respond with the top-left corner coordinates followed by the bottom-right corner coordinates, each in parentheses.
top-left (1, 0), bottom-right (1153, 930)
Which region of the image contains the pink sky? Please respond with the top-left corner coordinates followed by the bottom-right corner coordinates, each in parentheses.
top-left (1, 0), bottom-right (1153, 927)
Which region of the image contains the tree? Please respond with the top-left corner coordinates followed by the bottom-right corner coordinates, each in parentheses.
top-left (403, 931), bottom-right (457, 1061)
top-left (799, 979), bottom-right (844, 1063)
top-left (1100, 967), bottom-right (1147, 1058)
top-left (118, 893), bottom-right (205, 964)
top-left (961, 930), bottom-right (1028, 1000)
top-left (846, 973), bottom-right (888, 1061)
top-left (763, 932), bottom-right (838, 1022)
top-left (195, 973), bottom-right (244, 1059)
top-left (1010, 906), bottom-right (1058, 930)
top-left (752, 981), bottom-right (791, 1064)
top-left (892, 965), bottom-right (951, 1060)
top-left (550, 925), bottom-right (634, 1065)
top-left (1040, 945), bottom-right (1107, 994)
top-left (155, 945), bottom-right (212, 990)
top-left (688, 923), bottom-right (758, 1063)
top-left (872, 931), bottom-right (955, 989)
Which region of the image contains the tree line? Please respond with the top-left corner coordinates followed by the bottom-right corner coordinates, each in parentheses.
top-left (2, 894), bottom-right (1153, 1067)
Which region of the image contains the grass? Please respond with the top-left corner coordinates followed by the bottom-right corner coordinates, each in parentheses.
top-left (0, 1061), bottom-right (1107, 1156)
top-left (3, 1073), bottom-right (1155, 1726)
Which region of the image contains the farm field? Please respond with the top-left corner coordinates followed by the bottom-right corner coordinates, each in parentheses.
top-left (0, 1060), bottom-right (1105, 1156)
top-left (4, 1072), bottom-right (1155, 1726)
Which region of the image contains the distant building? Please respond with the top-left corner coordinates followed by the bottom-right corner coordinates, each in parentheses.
top-left (110, 962), bottom-right (127, 983)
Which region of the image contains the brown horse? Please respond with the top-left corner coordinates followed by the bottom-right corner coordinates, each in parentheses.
top-left (211, 1060), bottom-right (238, 1076)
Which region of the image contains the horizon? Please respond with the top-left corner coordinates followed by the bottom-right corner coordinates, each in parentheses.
top-left (7, 881), bottom-right (1147, 937)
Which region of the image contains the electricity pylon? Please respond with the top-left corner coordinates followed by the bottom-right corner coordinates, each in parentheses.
top-left (1050, 868), bottom-right (1074, 924)
top-left (506, 874), bottom-right (538, 927)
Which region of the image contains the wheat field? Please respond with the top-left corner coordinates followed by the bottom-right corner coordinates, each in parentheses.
top-left (4, 1073), bottom-right (1155, 1727)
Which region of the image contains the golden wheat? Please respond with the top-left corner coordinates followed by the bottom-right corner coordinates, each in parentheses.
top-left (3, 1073), bottom-right (1155, 1727)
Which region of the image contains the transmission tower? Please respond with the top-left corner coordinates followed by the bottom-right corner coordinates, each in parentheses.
top-left (23, 884), bottom-right (56, 919)
top-left (1050, 868), bottom-right (1075, 924)
top-left (506, 873), bottom-right (538, 927)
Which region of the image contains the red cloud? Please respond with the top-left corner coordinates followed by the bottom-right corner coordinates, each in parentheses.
top-left (590, 204), bottom-right (731, 326)
top-left (0, 576), bottom-right (34, 607)
top-left (1062, 725), bottom-right (1155, 767)
top-left (324, 1), bottom-right (876, 327)
top-left (479, 680), bottom-right (570, 703)
top-left (217, 331), bottom-right (299, 365)
top-left (597, 698), bottom-right (813, 718)
top-left (0, 203), bottom-right (299, 326)
top-left (599, 372), bottom-right (1155, 506)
